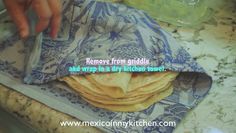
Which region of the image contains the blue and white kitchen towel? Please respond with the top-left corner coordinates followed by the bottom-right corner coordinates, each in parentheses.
top-left (0, 0), bottom-right (212, 133)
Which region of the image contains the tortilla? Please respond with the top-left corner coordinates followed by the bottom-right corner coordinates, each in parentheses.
top-left (79, 83), bottom-right (172, 105)
top-left (61, 72), bottom-right (178, 98)
top-left (85, 73), bottom-right (132, 98)
top-left (70, 75), bottom-right (106, 96)
top-left (61, 76), bottom-right (153, 102)
top-left (60, 72), bottom-right (179, 112)
top-left (83, 85), bottom-right (173, 112)
top-left (128, 71), bottom-right (172, 91)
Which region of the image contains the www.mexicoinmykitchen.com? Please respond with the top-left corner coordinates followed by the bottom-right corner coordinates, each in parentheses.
top-left (60, 120), bottom-right (176, 128)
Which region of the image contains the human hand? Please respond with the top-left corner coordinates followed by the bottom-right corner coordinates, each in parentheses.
top-left (3, 0), bottom-right (62, 39)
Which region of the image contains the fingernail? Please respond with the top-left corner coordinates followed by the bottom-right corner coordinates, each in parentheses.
top-left (20, 30), bottom-right (28, 39)
top-left (50, 32), bottom-right (57, 40)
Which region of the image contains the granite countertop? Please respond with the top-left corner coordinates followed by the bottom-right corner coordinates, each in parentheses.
top-left (0, 0), bottom-right (235, 133)
top-left (161, 1), bottom-right (236, 132)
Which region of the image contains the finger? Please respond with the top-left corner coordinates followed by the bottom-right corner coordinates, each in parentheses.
top-left (31, 0), bottom-right (52, 33)
top-left (3, 0), bottom-right (29, 38)
top-left (47, 0), bottom-right (62, 39)
top-left (16, 0), bottom-right (27, 3)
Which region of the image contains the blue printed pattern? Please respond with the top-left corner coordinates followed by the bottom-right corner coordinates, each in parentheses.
top-left (23, 0), bottom-right (205, 84)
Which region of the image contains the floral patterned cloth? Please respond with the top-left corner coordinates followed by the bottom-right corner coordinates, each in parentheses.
top-left (23, 0), bottom-right (205, 84)
top-left (0, 0), bottom-right (212, 133)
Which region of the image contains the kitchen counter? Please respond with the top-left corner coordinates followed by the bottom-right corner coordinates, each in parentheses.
top-left (0, 0), bottom-right (235, 133)
top-left (0, 107), bottom-right (36, 133)
top-left (165, 1), bottom-right (236, 132)
top-left (0, 84), bottom-right (102, 133)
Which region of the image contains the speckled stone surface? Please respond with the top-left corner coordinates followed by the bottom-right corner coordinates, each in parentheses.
top-left (158, 1), bottom-right (236, 133)
top-left (0, 0), bottom-right (235, 133)
top-left (0, 85), bottom-right (102, 133)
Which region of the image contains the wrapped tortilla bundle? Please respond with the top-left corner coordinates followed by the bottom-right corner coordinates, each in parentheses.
top-left (0, 0), bottom-right (212, 132)
top-left (60, 71), bottom-right (179, 112)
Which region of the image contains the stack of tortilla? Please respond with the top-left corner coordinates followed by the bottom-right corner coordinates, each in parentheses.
top-left (60, 71), bottom-right (178, 112)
